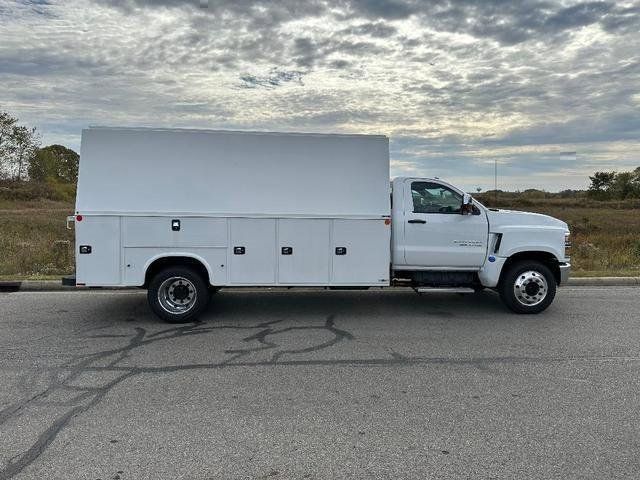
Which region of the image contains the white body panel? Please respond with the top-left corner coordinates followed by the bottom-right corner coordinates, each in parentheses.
top-left (229, 218), bottom-right (277, 284)
top-left (75, 216), bottom-right (390, 287)
top-left (477, 210), bottom-right (569, 287)
top-left (123, 217), bottom-right (228, 248)
top-left (392, 177), bottom-right (489, 270)
top-left (331, 219), bottom-right (390, 284)
top-left (75, 128), bottom-right (390, 287)
top-left (487, 210), bottom-right (568, 259)
top-left (77, 128), bottom-right (389, 217)
top-left (399, 178), bottom-right (488, 268)
top-left (75, 216), bottom-right (121, 286)
top-left (277, 219), bottom-right (331, 284)
top-left (123, 247), bottom-right (227, 286)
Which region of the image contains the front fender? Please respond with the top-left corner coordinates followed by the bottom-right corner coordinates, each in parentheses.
top-left (479, 227), bottom-right (566, 288)
top-left (497, 226), bottom-right (566, 261)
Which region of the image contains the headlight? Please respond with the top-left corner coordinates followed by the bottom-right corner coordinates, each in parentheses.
top-left (564, 232), bottom-right (571, 258)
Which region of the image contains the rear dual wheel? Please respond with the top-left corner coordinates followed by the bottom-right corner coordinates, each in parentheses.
top-left (499, 261), bottom-right (556, 314)
top-left (147, 266), bottom-right (210, 323)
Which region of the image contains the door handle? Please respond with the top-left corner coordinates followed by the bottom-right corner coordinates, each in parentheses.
top-left (408, 219), bottom-right (426, 224)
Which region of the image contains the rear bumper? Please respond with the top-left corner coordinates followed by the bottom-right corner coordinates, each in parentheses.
top-left (559, 262), bottom-right (571, 285)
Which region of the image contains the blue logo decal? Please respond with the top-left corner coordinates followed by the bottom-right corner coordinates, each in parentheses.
top-left (488, 256), bottom-right (496, 263)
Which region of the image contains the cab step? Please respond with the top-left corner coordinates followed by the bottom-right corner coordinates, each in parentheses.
top-left (414, 287), bottom-right (476, 294)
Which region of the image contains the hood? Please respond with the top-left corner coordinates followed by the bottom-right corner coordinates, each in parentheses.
top-left (485, 208), bottom-right (569, 232)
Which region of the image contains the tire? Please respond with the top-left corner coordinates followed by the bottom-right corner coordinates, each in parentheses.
top-left (147, 266), bottom-right (211, 323)
top-left (499, 260), bottom-right (557, 314)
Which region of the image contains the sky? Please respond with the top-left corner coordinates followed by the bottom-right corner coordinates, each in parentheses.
top-left (0, 0), bottom-right (639, 191)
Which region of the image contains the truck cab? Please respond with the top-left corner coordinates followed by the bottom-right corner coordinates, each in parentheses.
top-left (391, 177), bottom-right (571, 313)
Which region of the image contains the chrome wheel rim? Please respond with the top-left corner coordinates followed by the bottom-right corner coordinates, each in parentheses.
top-left (513, 270), bottom-right (548, 307)
top-left (157, 276), bottom-right (197, 315)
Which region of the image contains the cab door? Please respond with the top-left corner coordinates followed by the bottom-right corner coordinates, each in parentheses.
top-left (402, 179), bottom-right (488, 268)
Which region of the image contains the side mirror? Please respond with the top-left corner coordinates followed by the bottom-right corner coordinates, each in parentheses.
top-left (461, 193), bottom-right (473, 215)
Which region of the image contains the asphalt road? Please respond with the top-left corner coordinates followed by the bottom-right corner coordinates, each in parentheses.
top-left (1, 287), bottom-right (639, 480)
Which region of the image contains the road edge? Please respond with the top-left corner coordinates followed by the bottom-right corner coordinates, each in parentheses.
top-left (1, 277), bottom-right (639, 292)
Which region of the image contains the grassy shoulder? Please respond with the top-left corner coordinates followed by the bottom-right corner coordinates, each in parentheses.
top-left (0, 274), bottom-right (66, 281)
top-left (476, 192), bottom-right (640, 277)
top-left (524, 205), bottom-right (640, 276)
top-left (1, 197), bottom-right (639, 279)
top-left (0, 199), bottom-right (75, 278)
top-left (569, 270), bottom-right (640, 277)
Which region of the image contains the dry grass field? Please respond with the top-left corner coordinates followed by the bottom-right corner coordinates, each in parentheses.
top-left (517, 205), bottom-right (640, 276)
top-left (477, 193), bottom-right (640, 277)
top-left (0, 199), bottom-right (74, 279)
top-left (1, 195), bottom-right (639, 279)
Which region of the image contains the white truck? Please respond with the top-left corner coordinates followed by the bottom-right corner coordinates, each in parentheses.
top-left (67, 127), bottom-right (570, 322)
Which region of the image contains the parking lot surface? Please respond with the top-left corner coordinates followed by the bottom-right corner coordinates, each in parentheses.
top-left (1, 287), bottom-right (639, 479)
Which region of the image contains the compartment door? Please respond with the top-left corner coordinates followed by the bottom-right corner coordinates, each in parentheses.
top-left (229, 218), bottom-right (276, 284)
top-left (76, 216), bottom-right (121, 286)
top-left (331, 219), bottom-right (390, 285)
top-left (278, 219), bottom-right (330, 284)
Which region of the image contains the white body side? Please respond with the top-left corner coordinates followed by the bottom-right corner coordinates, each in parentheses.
top-left (75, 128), bottom-right (390, 287)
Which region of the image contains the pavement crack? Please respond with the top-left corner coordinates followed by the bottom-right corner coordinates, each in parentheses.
top-left (0, 373), bottom-right (134, 480)
top-left (0, 314), bottom-right (358, 478)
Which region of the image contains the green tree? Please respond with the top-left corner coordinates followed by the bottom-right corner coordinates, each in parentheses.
top-left (611, 171), bottom-right (636, 199)
top-left (11, 125), bottom-right (40, 181)
top-left (29, 144), bottom-right (80, 183)
top-left (588, 171), bottom-right (617, 199)
top-left (632, 167), bottom-right (640, 197)
top-left (0, 111), bottom-right (18, 179)
top-left (0, 110), bottom-right (41, 181)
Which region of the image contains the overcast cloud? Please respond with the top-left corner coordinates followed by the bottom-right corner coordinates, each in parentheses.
top-left (1, 0), bottom-right (639, 190)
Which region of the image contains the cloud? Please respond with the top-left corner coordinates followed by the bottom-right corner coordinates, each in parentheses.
top-left (395, 0), bottom-right (639, 45)
top-left (239, 69), bottom-right (304, 89)
top-left (344, 0), bottom-right (416, 20)
top-left (0, 0), bottom-right (639, 191)
top-left (339, 21), bottom-right (398, 38)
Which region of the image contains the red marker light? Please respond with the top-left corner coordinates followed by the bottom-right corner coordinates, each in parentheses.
top-left (76, 215), bottom-right (83, 222)
top-left (384, 218), bottom-right (391, 225)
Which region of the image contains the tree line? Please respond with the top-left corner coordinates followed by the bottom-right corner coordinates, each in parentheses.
top-left (588, 168), bottom-right (640, 200)
top-left (0, 110), bottom-right (78, 183)
top-left (2, 108), bottom-right (639, 199)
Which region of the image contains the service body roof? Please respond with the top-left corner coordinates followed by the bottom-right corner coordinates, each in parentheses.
top-left (77, 127), bottom-right (390, 217)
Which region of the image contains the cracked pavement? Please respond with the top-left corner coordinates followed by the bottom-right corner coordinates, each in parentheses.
top-left (1, 287), bottom-right (639, 479)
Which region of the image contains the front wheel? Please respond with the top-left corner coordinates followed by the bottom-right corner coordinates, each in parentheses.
top-left (499, 261), bottom-right (556, 314)
top-left (147, 266), bottom-right (210, 323)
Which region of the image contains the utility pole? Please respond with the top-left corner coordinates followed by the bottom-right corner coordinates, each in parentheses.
top-left (494, 158), bottom-right (498, 206)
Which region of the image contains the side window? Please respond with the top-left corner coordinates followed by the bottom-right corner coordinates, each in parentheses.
top-left (411, 182), bottom-right (463, 214)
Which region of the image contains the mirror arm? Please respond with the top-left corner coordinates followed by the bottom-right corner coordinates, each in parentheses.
top-left (461, 193), bottom-right (473, 215)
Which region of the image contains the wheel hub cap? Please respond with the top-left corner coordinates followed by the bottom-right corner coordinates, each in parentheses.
top-left (513, 270), bottom-right (548, 307)
top-left (158, 277), bottom-right (197, 315)
top-left (171, 284), bottom-right (189, 301)
top-left (524, 282), bottom-right (540, 296)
